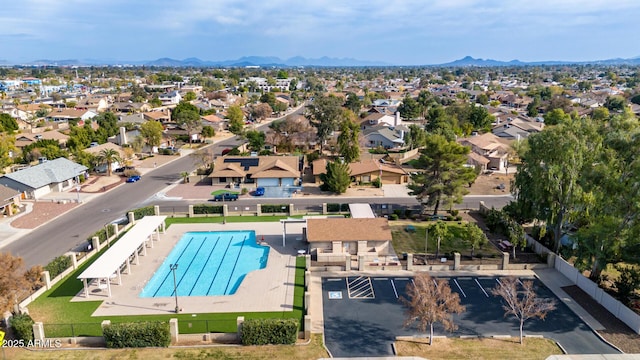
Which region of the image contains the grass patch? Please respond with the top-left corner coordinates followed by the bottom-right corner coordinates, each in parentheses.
top-left (390, 221), bottom-right (501, 257)
top-left (395, 337), bottom-right (562, 359)
top-left (4, 334), bottom-right (329, 360)
top-left (210, 189), bottom-right (240, 196)
top-left (28, 235), bottom-right (307, 338)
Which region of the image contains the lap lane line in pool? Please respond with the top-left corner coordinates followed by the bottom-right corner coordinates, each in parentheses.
top-left (152, 236), bottom-right (196, 297)
top-left (175, 237), bottom-right (208, 292)
top-left (188, 236), bottom-right (221, 296)
top-left (223, 235), bottom-right (247, 295)
top-left (206, 235), bottom-right (234, 295)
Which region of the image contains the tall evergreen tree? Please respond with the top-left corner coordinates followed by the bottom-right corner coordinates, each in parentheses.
top-left (320, 160), bottom-right (351, 194)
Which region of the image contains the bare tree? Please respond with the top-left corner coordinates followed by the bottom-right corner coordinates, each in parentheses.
top-left (491, 277), bottom-right (557, 344)
top-left (0, 253), bottom-right (40, 314)
top-left (400, 273), bottom-right (465, 345)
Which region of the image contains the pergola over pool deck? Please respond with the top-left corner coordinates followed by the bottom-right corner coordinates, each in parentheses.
top-left (77, 215), bottom-right (166, 298)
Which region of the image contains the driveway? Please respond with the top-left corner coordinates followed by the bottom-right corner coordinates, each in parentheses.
top-left (383, 184), bottom-right (412, 198)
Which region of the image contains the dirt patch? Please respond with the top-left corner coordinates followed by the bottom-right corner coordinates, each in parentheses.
top-left (562, 285), bottom-right (640, 353)
top-left (81, 175), bottom-right (123, 193)
top-left (11, 201), bottom-right (78, 229)
top-left (469, 172), bottom-right (514, 195)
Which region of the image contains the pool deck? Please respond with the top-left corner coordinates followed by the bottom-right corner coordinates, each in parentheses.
top-left (70, 222), bottom-right (306, 317)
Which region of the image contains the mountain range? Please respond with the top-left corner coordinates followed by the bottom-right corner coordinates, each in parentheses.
top-left (10, 55), bottom-right (640, 67)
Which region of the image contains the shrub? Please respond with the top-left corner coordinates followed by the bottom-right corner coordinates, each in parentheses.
top-left (44, 255), bottom-right (72, 278)
top-left (393, 209), bottom-right (402, 217)
top-left (455, 215), bottom-right (462, 221)
top-left (241, 188), bottom-right (249, 195)
top-left (11, 314), bottom-right (34, 341)
top-left (449, 209), bottom-right (459, 216)
top-left (258, 150), bottom-right (273, 156)
top-left (372, 177), bottom-right (382, 188)
top-left (389, 213), bottom-right (399, 220)
top-left (228, 147), bottom-right (241, 155)
top-left (103, 322), bottom-right (171, 348)
top-left (193, 204), bottom-right (223, 214)
top-left (306, 151), bottom-right (320, 163)
top-left (404, 209), bottom-right (413, 219)
top-left (446, 215), bottom-right (454, 221)
top-left (132, 206), bottom-right (155, 220)
top-left (241, 318), bottom-right (298, 345)
top-left (262, 204), bottom-right (289, 213)
top-left (613, 265), bottom-right (640, 305)
top-left (123, 168), bottom-right (141, 177)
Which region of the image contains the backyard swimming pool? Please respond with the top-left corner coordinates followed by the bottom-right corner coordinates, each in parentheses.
top-left (140, 231), bottom-right (269, 297)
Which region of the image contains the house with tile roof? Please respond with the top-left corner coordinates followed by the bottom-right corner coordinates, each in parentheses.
top-left (0, 157), bottom-right (88, 199)
top-left (306, 218), bottom-right (393, 263)
top-left (14, 131), bottom-right (69, 149)
top-left (458, 133), bottom-right (511, 171)
top-left (45, 108), bottom-right (97, 122)
top-left (0, 185), bottom-right (21, 216)
top-left (312, 158), bottom-right (409, 185)
top-left (363, 125), bottom-right (406, 149)
top-left (209, 156), bottom-right (301, 188)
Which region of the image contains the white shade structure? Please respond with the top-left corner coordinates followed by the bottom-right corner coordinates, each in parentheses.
top-left (78, 215), bottom-right (166, 297)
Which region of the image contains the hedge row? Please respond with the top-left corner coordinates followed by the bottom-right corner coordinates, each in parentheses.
top-left (241, 318), bottom-right (298, 345)
top-left (103, 322), bottom-right (171, 348)
top-left (44, 255), bottom-right (72, 279)
top-left (132, 206), bottom-right (156, 220)
top-left (193, 204), bottom-right (223, 214)
top-left (261, 204), bottom-right (290, 213)
top-left (326, 203), bottom-right (350, 212)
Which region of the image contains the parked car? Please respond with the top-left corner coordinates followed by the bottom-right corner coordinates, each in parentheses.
top-left (428, 214), bottom-right (447, 221)
top-left (254, 187), bottom-right (265, 196)
top-left (213, 193), bottom-right (238, 201)
top-left (126, 175), bottom-right (141, 183)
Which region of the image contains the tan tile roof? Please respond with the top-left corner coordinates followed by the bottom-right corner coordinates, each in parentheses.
top-left (251, 158), bottom-right (299, 179)
top-left (312, 159), bottom-right (328, 176)
top-left (210, 163), bottom-right (246, 178)
top-left (46, 108), bottom-right (91, 118)
top-left (201, 114), bottom-right (225, 123)
top-left (17, 104), bottom-right (51, 112)
top-left (349, 160), bottom-right (379, 175)
top-left (306, 218), bottom-right (391, 242)
top-left (83, 142), bottom-right (126, 157)
top-left (459, 133), bottom-right (508, 151)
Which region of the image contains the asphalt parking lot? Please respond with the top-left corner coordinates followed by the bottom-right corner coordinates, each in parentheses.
top-left (322, 275), bottom-right (620, 358)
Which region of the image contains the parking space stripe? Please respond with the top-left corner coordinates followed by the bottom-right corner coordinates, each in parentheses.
top-left (396, 278), bottom-right (409, 280)
top-left (374, 278), bottom-right (388, 280)
top-left (433, 279), bottom-right (438, 288)
top-left (475, 278), bottom-right (489, 297)
top-left (517, 279), bottom-right (525, 286)
top-left (453, 279), bottom-right (467, 298)
top-left (390, 280), bottom-right (398, 298)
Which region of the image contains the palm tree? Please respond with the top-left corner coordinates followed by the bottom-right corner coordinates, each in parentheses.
top-left (96, 148), bottom-right (123, 177)
top-left (180, 171), bottom-right (189, 184)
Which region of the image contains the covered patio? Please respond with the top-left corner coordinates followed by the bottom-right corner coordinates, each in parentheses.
top-left (77, 215), bottom-right (166, 298)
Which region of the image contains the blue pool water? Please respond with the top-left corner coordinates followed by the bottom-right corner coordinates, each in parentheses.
top-left (140, 231), bottom-right (269, 297)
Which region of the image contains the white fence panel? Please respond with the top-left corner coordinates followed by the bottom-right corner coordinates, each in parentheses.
top-left (576, 275), bottom-right (598, 298)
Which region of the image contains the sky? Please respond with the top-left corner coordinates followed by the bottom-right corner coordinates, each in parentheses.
top-left (2, 0), bottom-right (640, 65)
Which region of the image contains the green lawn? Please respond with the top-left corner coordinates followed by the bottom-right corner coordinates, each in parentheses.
top-left (210, 189), bottom-right (239, 196)
top-left (390, 221), bottom-right (501, 257)
top-left (28, 225), bottom-right (307, 338)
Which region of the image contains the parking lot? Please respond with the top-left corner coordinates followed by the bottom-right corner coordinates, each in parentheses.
top-left (322, 275), bottom-right (620, 358)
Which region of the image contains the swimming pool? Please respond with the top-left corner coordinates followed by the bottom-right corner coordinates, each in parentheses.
top-left (140, 231), bottom-right (269, 297)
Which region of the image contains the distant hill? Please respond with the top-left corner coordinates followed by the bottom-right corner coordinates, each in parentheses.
top-left (439, 55), bottom-right (640, 67)
top-left (145, 56), bottom-right (389, 67)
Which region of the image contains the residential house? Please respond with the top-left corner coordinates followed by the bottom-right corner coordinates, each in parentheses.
top-left (9, 104), bottom-right (51, 122)
top-left (201, 114), bottom-right (227, 132)
top-left (14, 131), bottom-right (69, 150)
top-left (111, 102), bottom-right (151, 114)
top-left (312, 158), bottom-right (409, 184)
top-left (118, 113), bottom-right (146, 125)
top-left (359, 112), bottom-right (402, 131)
top-left (143, 110), bottom-right (172, 123)
top-left (76, 96), bottom-right (109, 113)
top-left (307, 218), bottom-right (393, 263)
top-left (363, 125), bottom-right (406, 149)
top-left (0, 185), bottom-right (21, 216)
top-left (209, 156), bottom-right (301, 188)
top-left (458, 133), bottom-right (511, 171)
top-left (46, 108), bottom-right (97, 122)
top-left (0, 157), bottom-right (88, 199)
top-left (83, 142), bottom-right (126, 173)
top-left (158, 91), bottom-right (182, 105)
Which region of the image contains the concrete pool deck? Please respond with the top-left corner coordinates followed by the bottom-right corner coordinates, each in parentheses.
top-left (70, 222), bottom-right (307, 317)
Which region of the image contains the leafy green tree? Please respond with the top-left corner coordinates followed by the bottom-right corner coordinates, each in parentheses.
top-left (406, 124), bottom-right (427, 150)
top-left (320, 160), bottom-right (351, 194)
top-left (591, 107), bottom-right (610, 121)
top-left (543, 108), bottom-right (570, 126)
top-left (140, 120), bottom-right (164, 151)
top-left (175, 109), bottom-right (201, 147)
top-left (276, 70), bottom-right (288, 79)
top-left (201, 125), bottom-right (215, 138)
top-left (150, 96), bottom-right (162, 107)
top-left (22, 139), bottom-right (67, 163)
top-left (245, 130), bottom-right (266, 151)
top-left (512, 117), bottom-right (600, 253)
top-left (476, 93), bottom-right (489, 105)
top-left (344, 92), bottom-right (362, 113)
top-left (0, 133), bottom-right (17, 169)
top-left (429, 221), bottom-right (450, 258)
top-left (226, 105), bottom-right (244, 135)
top-left (96, 148), bottom-right (123, 176)
top-left (72, 149), bottom-right (96, 169)
top-left (604, 96), bottom-right (626, 112)
top-left (337, 111), bottom-right (360, 163)
top-left (527, 96), bottom-right (541, 117)
top-left (468, 105), bottom-right (494, 130)
top-left (183, 91), bottom-right (196, 101)
top-left (171, 101), bottom-right (199, 121)
top-left (465, 223), bottom-right (488, 257)
top-left (398, 95), bottom-right (423, 120)
top-left (0, 113), bottom-right (19, 133)
top-left (260, 92), bottom-right (277, 110)
top-left (408, 134), bottom-right (476, 215)
top-left (306, 95), bottom-right (344, 151)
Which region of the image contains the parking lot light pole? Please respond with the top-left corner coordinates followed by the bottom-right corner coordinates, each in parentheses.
top-left (170, 264), bottom-right (179, 313)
